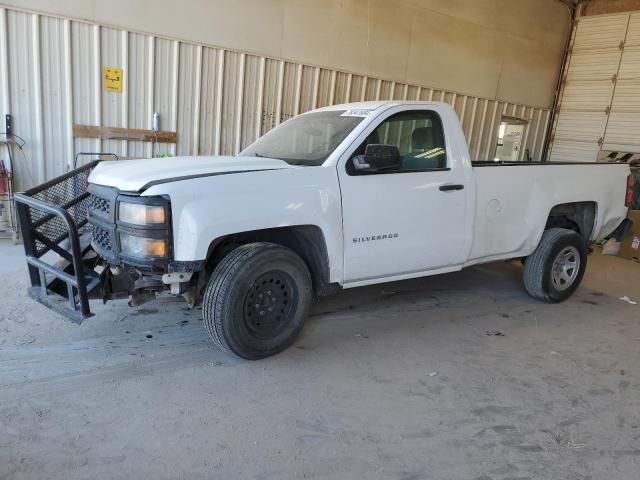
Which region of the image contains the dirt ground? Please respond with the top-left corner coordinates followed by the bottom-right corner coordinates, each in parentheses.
top-left (1, 239), bottom-right (639, 480)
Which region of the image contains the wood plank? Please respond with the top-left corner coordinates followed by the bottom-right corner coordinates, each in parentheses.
top-left (72, 125), bottom-right (177, 143)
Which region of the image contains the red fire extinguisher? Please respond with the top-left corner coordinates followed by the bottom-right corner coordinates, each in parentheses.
top-left (0, 160), bottom-right (9, 195)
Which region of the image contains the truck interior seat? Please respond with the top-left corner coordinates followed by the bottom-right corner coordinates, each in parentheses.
top-left (401, 126), bottom-right (446, 170)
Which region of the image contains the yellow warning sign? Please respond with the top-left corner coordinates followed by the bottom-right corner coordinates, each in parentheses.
top-left (102, 66), bottom-right (122, 93)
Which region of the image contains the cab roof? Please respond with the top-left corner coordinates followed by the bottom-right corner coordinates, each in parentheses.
top-left (313, 100), bottom-right (446, 112)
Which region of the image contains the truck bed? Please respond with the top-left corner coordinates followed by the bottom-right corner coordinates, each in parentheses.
top-left (466, 161), bottom-right (630, 266)
top-left (471, 160), bottom-right (629, 167)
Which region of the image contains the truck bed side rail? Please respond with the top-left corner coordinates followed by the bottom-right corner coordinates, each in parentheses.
top-left (14, 160), bottom-right (102, 323)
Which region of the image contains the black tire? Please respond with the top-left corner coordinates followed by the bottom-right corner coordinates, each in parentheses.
top-left (523, 228), bottom-right (587, 303)
top-left (202, 242), bottom-right (312, 360)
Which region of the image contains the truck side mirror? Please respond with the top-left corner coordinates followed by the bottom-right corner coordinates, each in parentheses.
top-left (352, 144), bottom-right (401, 173)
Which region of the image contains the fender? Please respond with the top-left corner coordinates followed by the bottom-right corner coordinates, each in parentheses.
top-left (143, 165), bottom-right (345, 284)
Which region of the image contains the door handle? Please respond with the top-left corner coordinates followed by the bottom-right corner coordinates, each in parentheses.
top-left (439, 184), bottom-right (464, 192)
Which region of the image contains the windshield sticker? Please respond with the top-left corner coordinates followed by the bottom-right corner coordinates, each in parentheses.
top-left (341, 109), bottom-right (373, 118)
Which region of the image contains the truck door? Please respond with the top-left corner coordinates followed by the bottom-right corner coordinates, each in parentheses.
top-left (338, 106), bottom-right (469, 284)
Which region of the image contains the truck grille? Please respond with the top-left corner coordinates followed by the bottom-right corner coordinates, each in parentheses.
top-left (89, 195), bottom-right (111, 216)
top-left (92, 224), bottom-right (112, 252)
top-left (87, 185), bottom-right (118, 262)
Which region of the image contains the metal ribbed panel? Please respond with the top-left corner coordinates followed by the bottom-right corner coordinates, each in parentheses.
top-left (559, 81), bottom-right (613, 111)
top-left (0, 9), bottom-right (9, 133)
top-left (100, 27), bottom-right (127, 157)
top-left (566, 50), bottom-right (620, 81)
top-left (443, 92), bottom-right (455, 106)
top-left (455, 96), bottom-right (468, 137)
top-left (485, 100), bottom-right (505, 159)
top-left (391, 83), bottom-right (406, 101)
top-left (406, 85), bottom-right (419, 101)
top-left (39, 15), bottom-right (72, 180)
top-left (364, 78), bottom-right (377, 100)
top-left (466, 97), bottom-right (482, 154)
top-left (603, 112), bottom-right (640, 148)
top-left (153, 37), bottom-right (178, 156)
top-left (521, 108), bottom-right (538, 159)
top-left (240, 54), bottom-right (262, 150)
top-left (549, 139), bottom-right (601, 162)
top-left (6, 10), bottom-right (43, 190)
top-left (1, 5), bottom-right (551, 191)
top-left (546, 12), bottom-right (640, 159)
top-left (531, 111), bottom-right (551, 161)
top-left (261, 58), bottom-right (280, 135)
top-left (555, 111), bottom-right (606, 142)
top-left (280, 62), bottom-right (297, 123)
top-left (311, 68), bottom-right (335, 108)
top-left (70, 21), bottom-right (100, 159)
top-left (349, 75), bottom-right (364, 102)
top-left (469, 98), bottom-right (486, 157)
top-left (549, 12), bottom-right (631, 161)
top-left (220, 50), bottom-right (240, 155)
top-left (198, 47), bottom-right (221, 155)
top-left (333, 72), bottom-right (350, 105)
top-left (379, 80), bottom-right (392, 100)
top-left (611, 82), bottom-right (640, 110)
top-left (572, 13), bottom-right (628, 51)
top-left (624, 12), bottom-right (640, 46)
top-left (298, 65), bottom-right (315, 114)
top-left (127, 32), bottom-right (153, 158)
top-left (618, 47), bottom-right (640, 79)
top-left (176, 42), bottom-right (200, 155)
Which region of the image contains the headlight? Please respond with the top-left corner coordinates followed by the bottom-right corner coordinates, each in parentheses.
top-left (120, 233), bottom-right (167, 257)
top-left (119, 202), bottom-right (166, 225)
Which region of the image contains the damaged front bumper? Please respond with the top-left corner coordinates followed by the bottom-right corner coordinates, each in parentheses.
top-left (97, 262), bottom-right (202, 310)
top-left (15, 161), bottom-right (202, 323)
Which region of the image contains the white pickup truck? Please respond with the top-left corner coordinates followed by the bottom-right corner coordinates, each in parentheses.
top-left (16, 101), bottom-right (632, 359)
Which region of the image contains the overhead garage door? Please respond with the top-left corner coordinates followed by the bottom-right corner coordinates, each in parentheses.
top-left (550, 12), bottom-right (640, 162)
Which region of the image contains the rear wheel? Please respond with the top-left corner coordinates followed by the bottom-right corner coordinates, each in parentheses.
top-left (523, 228), bottom-right (587, 302)
top-left (202, 242), bottom-right (312, 360)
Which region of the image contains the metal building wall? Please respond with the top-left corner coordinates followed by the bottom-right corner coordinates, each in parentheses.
top-left (1, 6), bottom-right (551, 191)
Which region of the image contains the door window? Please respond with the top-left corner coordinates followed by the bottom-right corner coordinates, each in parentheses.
top-left (348, 110), bottom-right (447, 174)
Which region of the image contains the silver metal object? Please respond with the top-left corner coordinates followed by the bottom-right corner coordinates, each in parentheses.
top-left (551, 246), bottom-right (580, 291)
top-left (162, 271), bottom-right (193, 284)
top-left (152, 112), bottom-right (160, 132)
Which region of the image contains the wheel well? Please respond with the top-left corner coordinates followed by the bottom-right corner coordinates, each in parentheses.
top-left (204, 225), bottom-right (332, 295)
top-left (545, 202), bottom-right (596, 240)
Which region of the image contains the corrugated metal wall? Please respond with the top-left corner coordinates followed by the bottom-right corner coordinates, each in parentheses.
top-left (0, 6), bottom-right (551, 191)
top-left (549, 11), bottom-right (640, 161)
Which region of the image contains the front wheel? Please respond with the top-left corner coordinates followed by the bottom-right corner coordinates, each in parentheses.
top-left (523, 228), bottom-right (587, 303)
top-left (202, 242), bottom-right (312, 360)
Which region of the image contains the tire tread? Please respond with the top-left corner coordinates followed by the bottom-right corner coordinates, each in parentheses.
top-left (202, 242), bottom-right (311, 358)
top-left (203, 243), bottom-right (270, 355)
top-left (523, 228), bottom-right (584, 302)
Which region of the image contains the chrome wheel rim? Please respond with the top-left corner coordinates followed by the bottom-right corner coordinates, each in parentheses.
top-left (551, 246), bottom-right (580, 291)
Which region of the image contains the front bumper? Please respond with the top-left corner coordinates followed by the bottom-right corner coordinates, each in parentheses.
top-left (15, 161), bottom-right (197, 324)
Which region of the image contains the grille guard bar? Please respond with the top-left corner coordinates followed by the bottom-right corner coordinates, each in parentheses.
top-left (15, 160), bottom-right (103, 323)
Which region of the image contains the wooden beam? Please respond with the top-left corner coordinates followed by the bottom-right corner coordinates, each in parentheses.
top-left (72, 125), bottom-right (177, 143)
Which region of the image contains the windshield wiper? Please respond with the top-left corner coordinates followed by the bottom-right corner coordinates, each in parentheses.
top-left (252, 153), bottom-right (312, 166)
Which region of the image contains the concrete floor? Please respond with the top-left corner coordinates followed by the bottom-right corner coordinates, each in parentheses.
top-left (1, 240), bottom-right (639, 480)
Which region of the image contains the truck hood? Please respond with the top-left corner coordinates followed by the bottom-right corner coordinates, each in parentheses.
top-left (88, 155), bottom-right (295, 192)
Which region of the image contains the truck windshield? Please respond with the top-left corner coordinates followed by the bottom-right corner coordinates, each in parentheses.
top-left (240, 110), bottom-right (365, 166)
